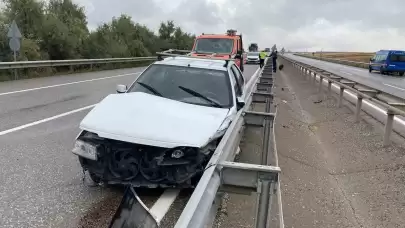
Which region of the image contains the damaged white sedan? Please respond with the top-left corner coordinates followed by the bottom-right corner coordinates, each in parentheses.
top-left (72, 56), bottom-right (247, 187)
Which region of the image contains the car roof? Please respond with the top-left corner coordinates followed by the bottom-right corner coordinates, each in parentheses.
top-left (377, 50), bottom-right (405, 53)
top-left (196, 34), bottom-right (238, 39)
top-left (154, 56), bottom-right (231, 71)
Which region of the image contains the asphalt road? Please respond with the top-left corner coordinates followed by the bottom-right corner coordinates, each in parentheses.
top-left (285, 54), bottom-right (405, 99)
top-left (0, 64), bottom-right (258, 228)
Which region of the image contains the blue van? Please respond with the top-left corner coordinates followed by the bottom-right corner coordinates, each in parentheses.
top-left (369, 50), bottom-right (405, 76)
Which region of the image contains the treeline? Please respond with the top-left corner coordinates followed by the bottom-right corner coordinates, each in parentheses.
top-left (0, 0), bottom-right (196, 62)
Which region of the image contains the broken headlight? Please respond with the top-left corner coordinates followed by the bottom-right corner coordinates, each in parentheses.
top-left (72, 140), bottom-right (100, 161)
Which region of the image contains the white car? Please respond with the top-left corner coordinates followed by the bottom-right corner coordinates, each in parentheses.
top-left (72, 56), bottom-right (247, 187)
top-left (246, 52), bottom-right (260, 64)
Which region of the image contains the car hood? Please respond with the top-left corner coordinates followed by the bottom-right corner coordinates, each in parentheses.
top-left (80, 92), bottom-right (230, 148)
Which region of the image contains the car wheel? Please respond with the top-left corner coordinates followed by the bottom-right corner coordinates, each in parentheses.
top-left (84, 170), bottom-right (103, 187)
top-left (400, 72), bottom-right (404, 76)
top-left (380, 67), bottom-right (385, 75)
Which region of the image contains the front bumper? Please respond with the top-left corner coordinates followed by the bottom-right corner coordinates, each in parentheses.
top-left (246, 59), bottom-right (260, 64)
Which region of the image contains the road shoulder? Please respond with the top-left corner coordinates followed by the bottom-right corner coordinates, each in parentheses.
top-left (276, 63), bottom-right (405, 228)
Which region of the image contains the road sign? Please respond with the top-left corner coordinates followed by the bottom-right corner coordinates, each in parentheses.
top-left (7, 20), bottom-right (22, 39)
top-left (9, 38), bottom-right (20, 52)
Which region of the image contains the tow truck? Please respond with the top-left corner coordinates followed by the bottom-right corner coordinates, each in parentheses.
top-left (190, 29), bottom-right (245, 72)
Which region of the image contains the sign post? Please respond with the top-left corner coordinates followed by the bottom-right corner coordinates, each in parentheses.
top-left (7, 20), bottom-right (22, 80)
top-left (271, 44), bottom-right (277, 52)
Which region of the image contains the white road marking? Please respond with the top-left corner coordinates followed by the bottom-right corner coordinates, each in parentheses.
top-left (0, 104), bottom-right (95, 136)
top-left (150, 189), bottom-right (181, 224)
top-left (383, 83), bottom-right (405, 91)
top-left (0, 72), bottom-right (140, 96)
top-left (340, 71), bottom-right (353, 75)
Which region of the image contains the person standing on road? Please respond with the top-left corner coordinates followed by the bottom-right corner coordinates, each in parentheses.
top-left (259, 50), bottom-right (267, 68)
top-left (270, 50), bottom-right (278, 72)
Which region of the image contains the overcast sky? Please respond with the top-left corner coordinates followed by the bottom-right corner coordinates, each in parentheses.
top-left (74, 0), bottom-right (405, 52)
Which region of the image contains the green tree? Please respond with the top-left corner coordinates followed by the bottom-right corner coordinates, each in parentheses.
top-left (0, 0), bottom-right (196, 62)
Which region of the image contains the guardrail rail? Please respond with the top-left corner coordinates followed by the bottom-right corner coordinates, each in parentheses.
top-left (281, 55), bottom-right (405, 146)
top-left (0, 56), bottom-right (157, 80)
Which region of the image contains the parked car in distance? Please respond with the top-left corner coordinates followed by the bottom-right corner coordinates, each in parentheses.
top-left (369, 50), bottom-right (405, 76)
top-left (72, 55), bottom-right (247, 188)
top-left (246, 52), bottom-right (260, 64)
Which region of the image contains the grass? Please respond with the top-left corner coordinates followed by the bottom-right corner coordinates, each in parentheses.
top-left (303, 52), bottom-right (375, 63)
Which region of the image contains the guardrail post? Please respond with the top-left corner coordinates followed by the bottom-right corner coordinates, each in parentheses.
top-left (256, 180), bottom-right (275, 228)
top-left (318, 76), bottom-right (324, 93)
top-left (338, 87), bottom-right (345, 107)
top-left (313, 72), bottom-right (317, 84)
top-left (383, 109), bottom-right (395, 147)
top-left (355, 95), bottom-right (363, 122)
top-left (327, 80), bottom-right (332, 97)
top-left (14, 69), bottom-right (18, 80)
top-left (69, 65), bottom-right (74, 72)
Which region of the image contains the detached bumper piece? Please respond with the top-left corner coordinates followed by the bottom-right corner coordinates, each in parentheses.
top-left (109, 186), bottom-right (158, 228)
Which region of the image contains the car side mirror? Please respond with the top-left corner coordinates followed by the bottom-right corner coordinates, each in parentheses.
top-left (236, 97), bottom-right (245, 110)
top-left (116, 84), bottom-right (127, 93)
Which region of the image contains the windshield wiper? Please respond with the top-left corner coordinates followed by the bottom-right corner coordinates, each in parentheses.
top-left (178, 86), bottom-right (223, 108)
top-left (136, 82), bottom-right (163, 97)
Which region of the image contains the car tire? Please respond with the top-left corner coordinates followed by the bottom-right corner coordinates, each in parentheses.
top-left (84, 170), bottom-right (103, 187)
top-left (380, 67), bottom-right (385, 75)
top-left (400, 72), bottom-right (404, 76)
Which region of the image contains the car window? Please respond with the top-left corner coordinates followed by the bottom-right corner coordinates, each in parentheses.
top-left (376, 54), bottom-right (387, 61)
top-left (248, 52), bottom-right (259, 56)
top-left (231, 65), bottom-right (244, 92)
top-left (194, 38), bottom-right (234, 54)
top-left (127, 64), bottom-right (233, 108)
top-left (229, 66), bottom-right (242, 96)
top-left (371, 55), bottom-right (376, 61)
top-left (389, 54), bottom-right (405, 62)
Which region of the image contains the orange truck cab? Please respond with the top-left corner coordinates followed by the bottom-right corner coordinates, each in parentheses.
top-left (191, 29), bottom-right (245, 72)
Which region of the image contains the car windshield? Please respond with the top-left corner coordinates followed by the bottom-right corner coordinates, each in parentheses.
top-left (390, 54), bottom-right (405, 62)
top-left (127, 64), bottom-right (233, 108)
top-left (194, 38), bottom-right (234, 54)
top-left (248, 52), bottom-right (259, 56)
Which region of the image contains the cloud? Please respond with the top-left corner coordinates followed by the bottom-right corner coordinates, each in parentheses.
top-left (73, 0), bottom-right (405, 52)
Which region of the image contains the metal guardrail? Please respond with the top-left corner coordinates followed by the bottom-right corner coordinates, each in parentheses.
top-left (294, 54), bottom-right (369, 68)
top-left (281, 55), bottom-right (405, 146)
top-left (0, 57), bottom-right (157, 70)
top-left (174, 59), bottom-right (281, 228)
